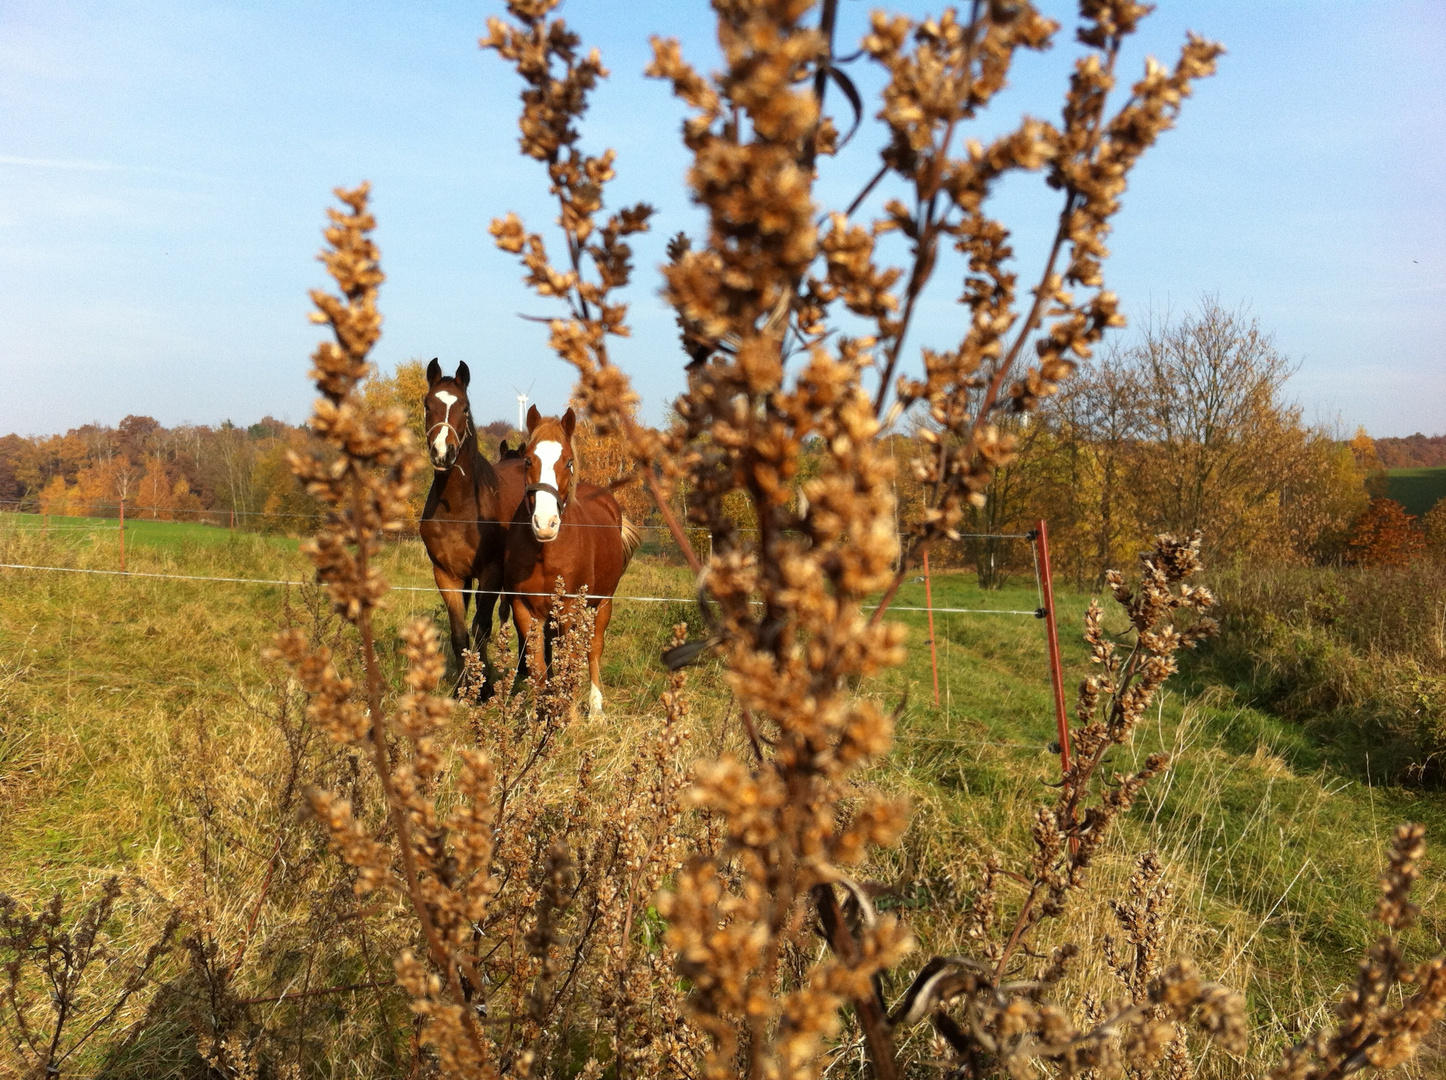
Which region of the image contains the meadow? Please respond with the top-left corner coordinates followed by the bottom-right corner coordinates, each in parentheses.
top-left (3, 511), bottom-right (1443, 1077)
top-left (1385, 466), bottom-right (1446, 518)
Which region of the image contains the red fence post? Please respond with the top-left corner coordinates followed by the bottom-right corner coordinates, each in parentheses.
top-left (230, 507), bottom-right (235, 532)
top-left (1035, 519), bottom-right (1070, 775)
top-left (119, 497), bottom-right (127, 573)
top-left (922, 548), bottom-right (940, 707)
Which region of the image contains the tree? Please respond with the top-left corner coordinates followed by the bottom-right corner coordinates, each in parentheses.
top-left (1423, 498), bottom-right (1446, 558)
top-left (1128, 300), bottom-right (1302, 553)
top-left (136, 456), bottom-right (179, 520)
top-left (362, 358), bottom-right (430, 450)
top-left (37, 473), bottom-right (70, 516)
top-left (1347, 497), bottom-right (1426, 567)
top-left (1043, 345), bottom-right (1147, 585)
top-left (1348, 425), bottom-right (1381, 472)
top-left (571, 415), bottom-right (654, 525)
top-left (0, 434), bottom-right (25, 504)
top-left (117, 415), bottom-right (161, 461)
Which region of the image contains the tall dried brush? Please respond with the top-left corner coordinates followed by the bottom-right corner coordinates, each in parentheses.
top-left (480, 1), bottom-right (1230, 1076)
top-left (267, 2), bottom-right (1446, 1079)
top-left (278, 185), bottom-right (700, 1077)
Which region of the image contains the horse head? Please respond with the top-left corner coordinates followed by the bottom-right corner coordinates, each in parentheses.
top-left (522, 404), bottom-right (576, 542)
top-left (423, 358), bottom-right (474, 472)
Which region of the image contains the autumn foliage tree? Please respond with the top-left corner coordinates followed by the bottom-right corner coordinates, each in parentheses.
top-left (1348, 497), bottom-right (1426, 568)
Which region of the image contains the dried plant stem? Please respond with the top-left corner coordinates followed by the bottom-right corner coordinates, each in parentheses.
top-left (227, 831), bottom-right (285, 978)
top-left (976, 190), bottom-right (1077, 431)
top-left (644, 466), bottom-right (704, 575)
top-left (871, 111), bottom-right (963, 417)
top-left (814, 885), bottom-right (897, 1080)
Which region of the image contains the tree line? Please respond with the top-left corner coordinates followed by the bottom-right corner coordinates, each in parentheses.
top-left (0, 359), bottom-right (637, 534)
top-left (890, 299), bottom-right (1444, 585)
top-left (2, 304), bottom-right (1440, 571)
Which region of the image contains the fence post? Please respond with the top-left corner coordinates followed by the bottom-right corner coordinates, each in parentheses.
top-left (119, 497), bottom-right (126, 573)
top-left (230, 507), bottom-right (235, 531)
top-left (42, 512), bottom-right (48, 540)
top-left (1034, 519), bottom-right (1069, 775)
top-left (922, 548), bottom-right (940, 707)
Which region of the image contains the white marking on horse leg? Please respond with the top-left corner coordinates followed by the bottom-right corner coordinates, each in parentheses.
top-left (589, 681), bottom-right (604, 716)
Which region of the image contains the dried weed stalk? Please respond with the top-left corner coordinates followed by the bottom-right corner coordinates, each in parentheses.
top-left (482, 2), bottom-right (1227, 1077)
top-left (1269, 823), bottom-right (1446, 1080)
top-left (279, 185), bottom-right (698, 1077)
top-left (0, 879), bottom-right (179, 1079)
top-left (176, 581), bottom-right (407, 1079)
top-left (864, 534), bottom-right (1244, 1079)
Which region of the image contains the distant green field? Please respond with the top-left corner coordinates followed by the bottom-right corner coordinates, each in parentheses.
top-left (0, 511), bottom-right (299, 552)
top-left (1384, 465), bottom-right (1446, 516)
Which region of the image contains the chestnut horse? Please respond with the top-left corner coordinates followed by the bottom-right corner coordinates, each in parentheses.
top-left (505, 405), bottom-right (639, 715)
top-left (419, 359), bottom-right (525, 695)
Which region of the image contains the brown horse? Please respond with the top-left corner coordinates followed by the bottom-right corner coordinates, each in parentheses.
top-left (419, 359), bottom-right (526, 695)
top-left (504, 405), bottom-right (639, 715)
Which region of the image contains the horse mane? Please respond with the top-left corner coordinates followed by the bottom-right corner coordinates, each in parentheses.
top-left (468, 429), bottom-right (498, 495)
top-left (620, 515), bottom-right (641, 564)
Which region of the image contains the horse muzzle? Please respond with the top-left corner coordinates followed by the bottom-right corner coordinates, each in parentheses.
top-left (527, 482), bottom-right (565, 542)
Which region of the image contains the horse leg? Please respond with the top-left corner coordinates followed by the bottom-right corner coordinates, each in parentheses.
top-left (510, 599), bottom-right (535, 697)
top-left (471, 561), bottom-right (503, 701)
top-left (434, 564), bottom-right (470, 683)
top-left (586, 600), bottom-right (614, 717)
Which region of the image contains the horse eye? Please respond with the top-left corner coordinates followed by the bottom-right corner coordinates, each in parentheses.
top-left (525, 457), bottom-right (532, 467)
top-left (567, 460), bottom-right (574, 472)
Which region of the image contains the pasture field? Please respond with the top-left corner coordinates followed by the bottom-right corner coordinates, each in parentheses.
top-left (2, 514), bottom-right (1445, 1074)
top-left (0, 510), bottom-right (276, 551)
top-left (1384, 465), bottom-right (1446, 517)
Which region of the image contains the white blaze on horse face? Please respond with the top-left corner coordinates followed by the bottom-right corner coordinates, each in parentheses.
top-left (431, 390), bottom-right (458, 463)
top-left (531, 440), bottom-right (563, 540)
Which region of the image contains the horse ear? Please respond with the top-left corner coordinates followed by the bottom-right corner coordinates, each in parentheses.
top-left (561, 408), bottom-right (577, 439)
top-left (499, 439), bottom-right (510, 455)
top-left (526, 404), bottom-right (541, 432)
top-left (426, 358), bottom-right (442, 386)
top-left (455, 361), bottom-right (471, 389)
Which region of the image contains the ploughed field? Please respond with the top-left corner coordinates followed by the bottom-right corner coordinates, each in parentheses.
top-left (2, 511), bottom-right (1444, 1074)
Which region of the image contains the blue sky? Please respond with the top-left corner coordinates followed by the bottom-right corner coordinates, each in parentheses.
top-left (1, 1), bottom-right (1442, 437)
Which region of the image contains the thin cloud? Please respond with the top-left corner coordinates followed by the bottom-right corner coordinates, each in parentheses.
top-left (0, 155), bottom-right (216, 183)
top-left (0, 155), bottom-right (127, 172)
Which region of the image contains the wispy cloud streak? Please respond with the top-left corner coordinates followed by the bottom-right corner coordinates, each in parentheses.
top-left (0, 155), bottom-right (129, 171)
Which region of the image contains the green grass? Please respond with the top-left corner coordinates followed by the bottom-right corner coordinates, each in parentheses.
top-left (3, 517), bottom-right (1443, 1075)
top-left (1384, 465), bottom-right (1446, 516)
top-left (0, 511), bottom-right (300, 552)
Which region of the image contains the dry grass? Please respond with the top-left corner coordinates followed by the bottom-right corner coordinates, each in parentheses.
top-left (7, 513), bottom-right (1446, 1077)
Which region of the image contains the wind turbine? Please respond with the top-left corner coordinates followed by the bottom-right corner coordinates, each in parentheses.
top-left (514, 383), bottom-right (533, 431)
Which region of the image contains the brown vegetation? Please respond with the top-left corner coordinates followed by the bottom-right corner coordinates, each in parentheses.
top-left (1373, 433), bottom-right (1446, 470)
top-left (1346, 498), bottom-right (1426, 569)
top-left (889, 300), bottom-right (1373, 589)
top-left (5, 2), bottom-right (1446, 1079)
